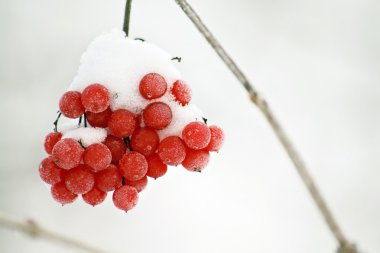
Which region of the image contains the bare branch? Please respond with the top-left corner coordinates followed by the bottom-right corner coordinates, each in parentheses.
top-left (0, 211), bottom-right (110, 253)
top-left (174, 0), bottom-right (357, 252)
top-left (123, 0), bottom-right (133, 36)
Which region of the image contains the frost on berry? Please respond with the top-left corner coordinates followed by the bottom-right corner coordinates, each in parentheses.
top-left (86, 107), bottom-right (112, 128)
top-left (52, 138), bottom-right (84, 170)
top-left (83, 143), bottom-right (112, 172)
top-left (125, 176), bottom-right (148, 192)
top-left (146, 154), bottom-right (167, 179)
top-left (95, 164), bottom-right (122, 192)
top-left (113, 185), bottom-right (138, 211)
top-left (171, 80), bottom-right (191, 106)
top-left (206, 125), bottom-right (225, 152)
top-left (64, 165), bottom-right (95, 194)
top-left (82, 187), bottom-right (107, 206)
top-left (103, 135), bottom-right (127, 163)
top-left (182, 149), bottom-right (210, 172)
top-left (44, 132), bottom-right (62, 155)
top-left (81, 83), bottom-right (110, 113)
top-left (62, 127), bottom-right (107, 148)
top-left (108, 109), bottom-right (137, 138)
top-left (158, 136), bottom-right (187, 166)
top-left (182, 121), bottom-right (211, 150)
top-left (39, 157), bottom-right (65, 185)
top-left (119, 151), bottom-right (148, 181)
top-left (51, 182), bottom-right (78, 205)
top-left (143, 102), bottom-right (172, 130)
top-left (59, 91), bottom-right (85, 118)
top-left (131, 127), bottom-right (159, 156)
top-left (139, 73), bottom-right (167, 100)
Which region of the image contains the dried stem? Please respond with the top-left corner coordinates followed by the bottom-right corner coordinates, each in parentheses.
top-left (0, 211), bottom-right (109, 253)
top-left (123, 0), bottom-right (133, 36)
top-left (174, 0), bottom-right (357, 252)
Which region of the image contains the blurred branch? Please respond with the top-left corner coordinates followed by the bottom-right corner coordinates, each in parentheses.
top-left (123, 0), bottom-right (133, 36)
top-left (0, 211), bottom-right (109, 253)
top-left (174, 0), bottom-right (357, 252)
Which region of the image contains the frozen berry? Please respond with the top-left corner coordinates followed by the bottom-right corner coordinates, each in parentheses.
top-left (158, 136), bottom-right (186, 166)
top-left (182, 121), bottom-right (211, 150)
top-left (131, 127), bottom-right (159, 156)
top-left (113, 185), bottom-right (138, 211)
top-left (52, 138), bottom-right (84, 170)
top-left (119, 151), bottom-right (148, 181)
top-left (82, 187), bottom-right (107, 206)
top-left (39, 157), bottom-right (65, 185)
top-left (143, 102), bottom-right (172, 130)
top-left (146, 154), bottom-right (167, 179)
top-left (83, 143), bottom-right (112, 172)
top-left (139, 73), bottom-right (167, 100)
top-left (206, 125), bottom-right (225, 152)
top-left (125, 176), bottom-right (148, 192)
top-left (81, 83), bottom-right (110, 113)
top-left (171, 80), bottom-right (191, 105)
top-left (51, 182), bottom-right (78, 205)
top-left (108, 109), bottom-right (137, 138)
top-left (44, 132), bottom-right (62, 155)
top-left (95, 164), bottom-right (122, 192)
top-left (182, 149), bottom-right (210, 172)
top-left (103, 135), bottom-right (127, 163)
top-left (59, 91), bottom-right (85, 118)
top-left (64, 165), bottom-right (95, 194)
top-left (86, 107), bottom-right (112, 128)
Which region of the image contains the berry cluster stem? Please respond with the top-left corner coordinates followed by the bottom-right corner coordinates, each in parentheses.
top-left (174, 0), bottom-right (358, 252)
top-left (123, 0), bottom-right (133, 36)
top-left (53, 112), bottom-right (62, 132)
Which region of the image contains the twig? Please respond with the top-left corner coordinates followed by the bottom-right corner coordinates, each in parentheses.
top-left (174, 0), bottom-right (357, 252)
top-left (0, 211), bottom-right (109, 253)
top-left (123, 0), bottom-right (133, 36)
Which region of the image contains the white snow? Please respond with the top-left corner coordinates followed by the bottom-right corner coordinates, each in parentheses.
top-left (66, 29), bottom-right (203, 140)
top-left (62, 127), bottom-right (107, 147)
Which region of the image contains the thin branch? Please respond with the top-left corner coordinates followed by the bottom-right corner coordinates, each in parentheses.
top-left (123, 0), bottom-right (133, 36)
top-left (0, 211), bottom-right (109, 253)
top-left (174, 1), bottom-right (357, 252)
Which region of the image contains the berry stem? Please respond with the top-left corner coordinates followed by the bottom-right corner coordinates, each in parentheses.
top-left (123, 137), bottom-right (133, 151)
top-left (123, 0), bottom-right (133, 36)
top-left (171, 57), bottom-right (182, 62)
top-left (53, 112), bottom-right (62, 132)
top-left (83, 113), bottom-right (88, 128)
top-left (174, 1), bottom-right (357, 252)
top-left (78, 115), bottom-right (83, 126)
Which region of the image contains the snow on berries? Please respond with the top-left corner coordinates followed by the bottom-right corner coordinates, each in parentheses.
top-left (38, 30), bottom-right (225, 211)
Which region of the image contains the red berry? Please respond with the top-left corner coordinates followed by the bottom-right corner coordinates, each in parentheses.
top-left (64, 165), bottom-right (95, 194)
top-left (59, 91), bottom-right (85, 118)
top-left (142, 102), bottom-right (172, 130)
top-left (131, 127), bottom-right (159, 156)
top-left (44, 132), bottom-right (62, 155)
top-left (52, 138), bottom-right (84, 170)
top-left (95, 164), bottom-right (122, 192)
top-left (139, 73), bottom-right (167, 100)
top-left (86, 107), bottom-right (112, 128)
top-left (83, 143), bottom-right (112, 172)
top-left (51, 182), bottom-right (78, 205)
top-left (39, 157), bottom-right (65, 185)
top-left (119, 151), bottom-right (148, 181)
top-left (125, 176), bottom-right (148, 192)
top-left (108, 109), bottom-right (137, 138)
top-left (81, 84), bottom-right (110, 113)
top-left (82, 187), bottom-right (107, 206)
top-left (182, 122), bottom-right (211, 150)
top-left (171, 80), bottom-right (191, 105)
top-left (158, 136), bottom-right (186, 166)
top-left (182, 149), bottom-right (210, 172)
top-left (113, 185), bottom-right (138, 211)
top-left (103, 135), bottom-right (127, 163)
top-left (146, 154), bottom-right (167, 179)
top-left (206, 125), bottom-right (225, 152)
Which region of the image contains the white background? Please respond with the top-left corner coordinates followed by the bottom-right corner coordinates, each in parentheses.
top-left (0, 0), bottom-right (379, 252)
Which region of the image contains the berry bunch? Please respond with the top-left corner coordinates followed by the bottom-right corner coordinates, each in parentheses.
top-left (39, 32), bottom-right (224, 212)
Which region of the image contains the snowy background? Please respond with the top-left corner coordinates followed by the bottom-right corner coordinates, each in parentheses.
top-left (0, 0), bottom-right (379, 252)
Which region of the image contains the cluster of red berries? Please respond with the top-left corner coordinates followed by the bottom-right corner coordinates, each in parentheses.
top-left (39, 73), bottom-right (224, 212)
